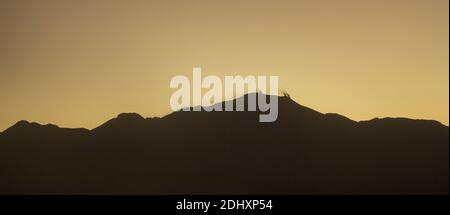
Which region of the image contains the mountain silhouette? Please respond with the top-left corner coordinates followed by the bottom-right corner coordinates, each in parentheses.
top-left (0, 94), bottom-right (448, 194)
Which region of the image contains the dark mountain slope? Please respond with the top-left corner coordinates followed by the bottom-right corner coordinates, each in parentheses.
top-left (0, 94), bottom-right (447, 194)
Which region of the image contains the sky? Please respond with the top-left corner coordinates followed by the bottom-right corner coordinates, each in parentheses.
top-left (0, 0), bottom-right (448, 131)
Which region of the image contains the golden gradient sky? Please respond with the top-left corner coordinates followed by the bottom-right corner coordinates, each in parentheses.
top-left (0, 0), bottom-right (448, 131)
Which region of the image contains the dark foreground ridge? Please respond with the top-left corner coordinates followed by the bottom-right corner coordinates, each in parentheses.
top-left (0, 94), bottom-right (448, 194)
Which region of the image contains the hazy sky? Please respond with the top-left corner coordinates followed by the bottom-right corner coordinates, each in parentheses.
top-left (0, 0), bottom-right (448, 131)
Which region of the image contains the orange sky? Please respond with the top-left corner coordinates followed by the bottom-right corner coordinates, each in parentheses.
top-left (0, 0), bottom-right (448, 131)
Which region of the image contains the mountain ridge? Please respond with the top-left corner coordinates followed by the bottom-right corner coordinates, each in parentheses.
top-left (1, 94), bottom-right (446, 135)
top-left (0, 93), bottom-right (447, 194)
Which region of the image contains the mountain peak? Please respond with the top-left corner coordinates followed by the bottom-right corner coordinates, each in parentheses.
top-left (0, 120), bottom-right (61, 138)
top-left (92, 112), bottom-right (145, 132)
top-left (116, 112), bottom-right (144, 120)
top-left (14, 120), bottom-right (31, 127)
top-left (9, 120), bottom-right (59, 130)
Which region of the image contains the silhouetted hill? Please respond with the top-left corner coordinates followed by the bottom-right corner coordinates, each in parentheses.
top-left (1, 120), bottom-right (89, 141)
top-left (0, 94), bottom-right (448, 194)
